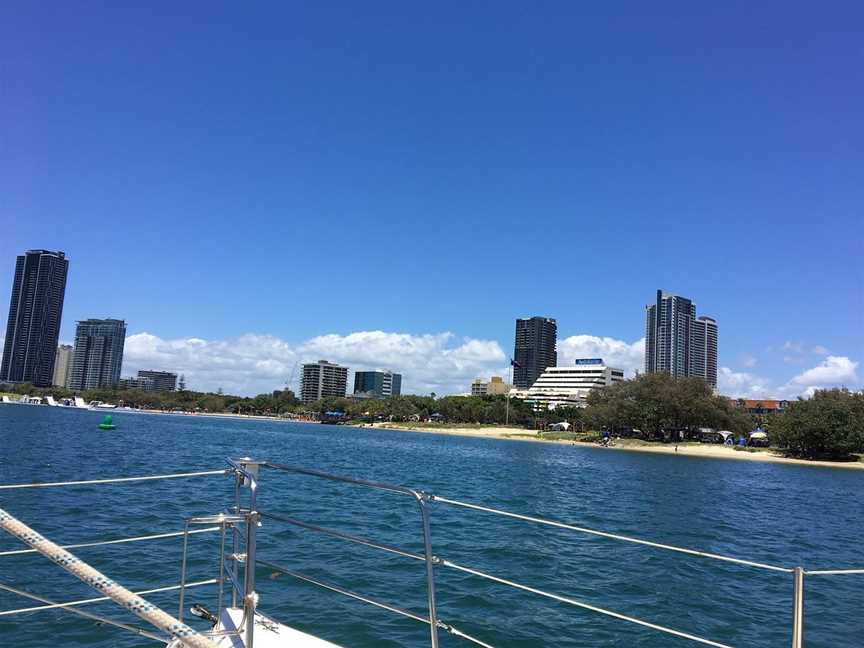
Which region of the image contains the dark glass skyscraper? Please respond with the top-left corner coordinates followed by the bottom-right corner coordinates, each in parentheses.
top-left (513, 317), bottom-right (557, 389)
top-left (644, 290), bottom-right (695, 379)
top-left (68, 319), bottom-right (127, 391)
top-left (353, 370), bottom-right (402, 399)
top-left (644, 290), bottom-right (718, 387)
top-left (1, 250), bottom-right (69, 387)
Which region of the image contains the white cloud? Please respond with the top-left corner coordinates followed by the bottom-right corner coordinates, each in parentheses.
top-left (123, 330), bottom-right (506, 396)
top-left (557, 335), bottom-right (645, 376)
top-left (718, 367), bottom-right (774, 398)
top-left (788, 356), bottom-right (859, 391)
top-left (720, 356), bottom-right (860, 400)
top-left (121, 329), bottom-right (860, 401)
top-left (781, 340), bottom-right (832, 364)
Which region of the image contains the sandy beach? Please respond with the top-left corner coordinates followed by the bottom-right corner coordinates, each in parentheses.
top-left (370, 423), bottom-right (864, 471)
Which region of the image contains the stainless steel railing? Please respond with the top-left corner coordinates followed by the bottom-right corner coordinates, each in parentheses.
top-left (252, 461), bottom-right (730, 647)
top-left (250, 459), bottom-right (864, 648)
top-left (0, 463), bottom-right (259, 646)
top-left (0, 467), bottom-right (230, 645)
top-left (1, 460), bottom-right (863, 648)
top-left (261, 461), bottom-right (443, 648)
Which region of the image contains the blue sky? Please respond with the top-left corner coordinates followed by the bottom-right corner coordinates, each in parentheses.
top-left (1, 1), bottom-right (861, 395)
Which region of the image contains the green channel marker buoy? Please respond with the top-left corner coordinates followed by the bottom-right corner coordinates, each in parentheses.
top-left (98, 415), bottom-right (116, 430)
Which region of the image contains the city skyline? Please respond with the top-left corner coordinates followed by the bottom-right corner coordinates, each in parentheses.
top-left (0, 247), bottom-right (857, 398)
top-left (0, 250), bottom-right (856, 398)
top-left (1, 3), bottom-right (860, 398)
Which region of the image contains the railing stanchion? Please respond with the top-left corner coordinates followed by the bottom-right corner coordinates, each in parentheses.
top-left (791, 566), bottom-right (804, 648)
top-left (232, 472), bottom-right (241, 608)
top-left (217, 521), bottom-right (227, 617)
top-left (245, 512), bottom-right (259, 648)
top-left (178, 519), bottom-right (190, 622)
top-left (418, 494), bottom-right (440, 648)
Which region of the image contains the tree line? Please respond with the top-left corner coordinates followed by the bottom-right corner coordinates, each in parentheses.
top-left (0, 382), bottom-right (303, 416)
top-left (4, 374), bottom-right (862, 460)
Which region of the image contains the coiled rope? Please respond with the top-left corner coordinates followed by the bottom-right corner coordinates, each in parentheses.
top-left (0, 506), bottom-right (219, 648)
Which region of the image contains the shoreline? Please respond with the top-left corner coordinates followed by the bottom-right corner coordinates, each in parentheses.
top-left (0, 401), bottom-right (316, 424)
top-left (5, 403), bottom-right (862, 471)
top-left (368, 423), bottom-right (864, 471)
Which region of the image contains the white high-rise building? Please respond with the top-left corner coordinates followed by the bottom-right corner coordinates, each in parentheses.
top-left (692, 316), bottom-right (718, 388)
top-left (301, 360), bottom-right (348, 404)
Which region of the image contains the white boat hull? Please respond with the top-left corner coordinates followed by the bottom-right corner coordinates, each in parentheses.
top-left (167, 608), bottom-right (342, 648)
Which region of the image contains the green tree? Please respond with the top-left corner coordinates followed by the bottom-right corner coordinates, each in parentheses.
top-left (584, 373), bottom-right (750, 438)
top-left (771, 389), bottom-right (864, 459)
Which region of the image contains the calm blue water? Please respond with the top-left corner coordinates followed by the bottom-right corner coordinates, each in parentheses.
top-left (1, 407), bottom-right (862, 647)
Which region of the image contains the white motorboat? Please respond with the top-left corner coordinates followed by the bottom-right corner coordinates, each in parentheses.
top-left (88, 400), bottom-right (117, 410)
top-left (18, 395), bottom-right (45, 405)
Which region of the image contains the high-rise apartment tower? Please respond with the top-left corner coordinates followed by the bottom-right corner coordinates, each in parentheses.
top-left (300, 360), bottom-right (348, 404)
top-left (644, 290), bottom-right (718, 387)
top-left (1, 250), bottom-right (69, 387)
top-left (68, 319), bottom-right (127, 390)
top-left (513, 317), bottom-right (557, 389)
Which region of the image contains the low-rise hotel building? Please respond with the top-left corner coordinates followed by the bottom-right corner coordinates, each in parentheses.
top-left (137, 370), bottom-right (178, 392)
top-left (471, 376), bottom-right (511, 396)
top-left (525, 358), bottom-right (625, 409)
top-left (119, 375), bottom-right (155, 391)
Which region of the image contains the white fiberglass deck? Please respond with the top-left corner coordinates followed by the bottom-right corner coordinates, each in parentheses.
top-left (168, 608), bottom-right (342, 648)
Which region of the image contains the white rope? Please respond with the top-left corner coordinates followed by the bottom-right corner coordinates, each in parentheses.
top-left (0, 581), bottom-right (166, 640)
top-left (0, 526), bottom-right (220, 557)
top-left (0, 469), bottom-right (228, 490)
top-left (0, 580), bottom-right (218, 616)
top-left (440, 558), bottom-right (734, 648)
top-left (0, 507), bottom-right (220, 648)
top-left (433, 495), bottom-right (792, 573)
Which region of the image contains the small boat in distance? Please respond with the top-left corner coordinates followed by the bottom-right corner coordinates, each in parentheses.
top-left (88, 400), bottom-right (117, 410)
